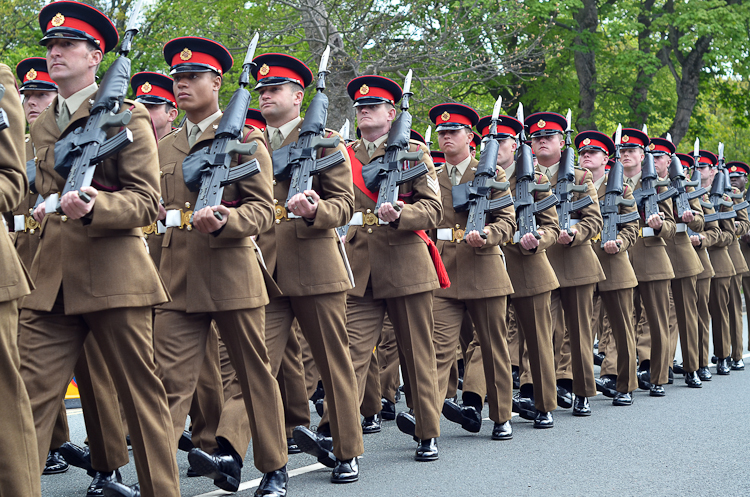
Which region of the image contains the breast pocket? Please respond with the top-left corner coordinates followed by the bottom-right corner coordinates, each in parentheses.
top-left (34, 146), bottom-right (56, 196)
top-left (161, 162), bottom-right (177, 204)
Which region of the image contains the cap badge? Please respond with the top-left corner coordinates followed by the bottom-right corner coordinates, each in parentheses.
top-left (731, 166), bottom-right (737, 172)
top-left (537, 119), bottom-right (546, 129)
top-left (649, 143), bottom-right (656, 150)
top-left (25, 68), bottom-right (37, 81)
top-left (51, 13), bottom-right (65, 27)
top-left (622, 135), bottom-right (630, 143)
top-left (180, 48), bottom-right (192, 61)
top-left (441, 111), bottom-right (451, 122)
top-left (359, 84), bottom-right (370, 95)
top-left (141, 82), bottom-right (152, 94)
top-left (259, 64), bottom-right (270, 76)
top-left (582, 137), bottom-right (591, 146)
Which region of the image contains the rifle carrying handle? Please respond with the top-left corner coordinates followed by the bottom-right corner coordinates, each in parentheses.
top-left (315, 136), bottom-right (340, 149)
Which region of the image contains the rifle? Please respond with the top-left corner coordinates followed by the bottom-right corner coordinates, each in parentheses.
top-left (52, 0), bottom-right (145, 214)
top-left (182, 34), bottom-right (262, 221)
top-left (706, 162), bottom-right (736, 223)
top-left (600, 124), bottom-right (639, 247)
top-left (451, 95), bottom-right (512, 239)
top-left (361, 70), bottom-right (428, 215)
top-left (555, 109), bottom-right (592, 236)
top-left (512, 103), bottom-right (558, 243)
top-left (716, 143), bottom-right (750, 214)
top-left (0, 84), bottom-right (7, 132)
top-left (668, 133), bottom-right (706, 220)
top-left (272, 46), bottom-right (345, 216)
top-left (688, 168), bottom-right (716, 235)
top-left (631, 125), bottom-right (677, 236)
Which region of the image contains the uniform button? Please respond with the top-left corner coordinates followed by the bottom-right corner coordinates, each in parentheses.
top-left (184, 202), bottom-right (191, 209)
top-left (29, 208), bottom-right (33, 214)
top-left (367, 228), bottom-right (373, 233)
top-left (29, 229), bottom-right (35, 234)
top-left (186, 225), bottom-right (192, 231)
top-left (456, 224), bottom-right (460, 229)
top-left (144, 234), bottom-right (148, 239)
top-left (273, 180), bottom-right (277, 185)
top-left (366, 209), bottom-right (372, 214)
top-left (61, 215), bottom-right (68, 222)
top-left (275, 219), bottom-right (281, 224)
top-left (160, 170), bottom-right (164, 176)
top-left (274, 199), bottom-right (278, 204)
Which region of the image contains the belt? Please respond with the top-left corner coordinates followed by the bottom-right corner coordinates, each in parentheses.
top-left (437, 226), bottom-right (465, 243)
top-left (13, 214), bottom-right (40, 234)
top-left (274, 203), bottom-right (293, 224)
top-left (349, 210), bottom-right (388, 226)
top-left (142, 220), bottom-right (166, 236)
top-left (639, 227), bottom-right (656, 238)
top-left (165, 209), bottom-right (193, 230)
top-left (676, 223), bottom-right (687, 233)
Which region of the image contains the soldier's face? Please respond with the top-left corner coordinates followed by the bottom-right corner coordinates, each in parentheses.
top-left (173, 72), bottom-right (221, 112)
top-left (45, 39), bottom-right (101, 85)
top-left (620, 148), bottom-right (644, 169)
top-left (579, 149), bottom-right (607, 172)
top-left (355, 103), bottom-right (396, 131)
top-left (495, 137), bottom-right (517, 169)
top-left (257, 83), bottom-right (303, 122)
top-left (144, 103), bottom-right (177, 139)
top-left (530, 134), bottom-right (563, 162)
top-left (653, 154), bottom-right (670, 178)
top-left (437, 129), bottom-right (472, 156)
top-left (22, 90), bottom-right (57, 124)
top-left (730, 174), bottom-right (747, 190)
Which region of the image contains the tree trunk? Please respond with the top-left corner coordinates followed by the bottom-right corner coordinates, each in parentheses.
top-left (666, 35), bottom-right (711, 146)
top-left (572, 0), bottom-right (599, 131)
top-left (626, 0), bottom-right (661, 129)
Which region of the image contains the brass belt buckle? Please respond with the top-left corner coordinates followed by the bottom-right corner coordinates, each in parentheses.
top-left (275, 205), bottom-right (288, 224)
top-left (364, 211), bottom-right (379, 226)
top-left (24, 215), bottom-right (40, 234)
top-left (142, 222), bottom-right (157, 236)
top-left (452, 227), bottom-right (465, 243)
top-left (181, 209), bottom-right (193, 231)
top-left (638, 227), bottom-right (643, 238)
top-left (591, 232), bottom-right (601, 243)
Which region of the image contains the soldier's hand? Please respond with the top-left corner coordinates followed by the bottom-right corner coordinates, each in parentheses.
top-left (557, 228), bottom-right (577, 245)
top-left (193, 205), bottom-right (229, 233)
top-left (378, 201), bottom-right (404, 222)
top-left (681, 210), bottom-right (695, 223)
top-left (741, 233), bottom-right (750, 243)
top-left (603, 239), bottom-right (621, 254)
top-left (60, 187), bottom-right (98, 219)
top-left (647, 213), bottom-right (663, 230)
top-left (690, 234), bottom-right (704, 247)
top-left (288, 190), bottom-right (319, 219)
top-left (520, 230), bottom-right (543, 250)
top-left (33, 202), bottom-right (46, 223)
top-left (158, 203), bottom-right (167, 221)
top-left (465, 229), bottom-right (488, 247)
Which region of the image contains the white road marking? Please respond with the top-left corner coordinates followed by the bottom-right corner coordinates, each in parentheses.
top-left (193, 463), bottom-right (327, 496)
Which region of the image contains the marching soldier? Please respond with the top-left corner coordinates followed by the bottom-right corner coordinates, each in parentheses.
top-left (471, 112), bottom-right (561, 428)
top-left (526, 112), bottom-right (604, 416)
top-left (575, 131), bottom-right (640, 405)
top-left (147, 37), bottom-right (288, 496)
top-left (620, 128), bottom-right (676, 396)
top-left (726, 161), bottom-right (750, 371)
top-left (687, 153), bottom-right (722, 381)
top-left (733, 162), bottom-right (750, 369)
top-left (0, 61), bottom-right (41, 497)
top-left (427, 104), bottom-right (517, 439)
top-left (250, 53), bottom-right (364, 482)
top-left (16, 3), bottom-right (180, 496)
top-left (697, 151), bottom-right (736, 376)
top-left (342, 75), bottom-right (444, 458)
top-left (650, 136), bottom-right (704, 387)
top-left (11, 56), bottom-right (70, 476)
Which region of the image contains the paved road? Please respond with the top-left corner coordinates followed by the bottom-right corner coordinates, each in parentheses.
top-left (43, 329), bottom-right (750, 497)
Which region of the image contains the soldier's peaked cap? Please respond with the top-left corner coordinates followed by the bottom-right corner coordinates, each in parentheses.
top-left (347, 75), bottom-right (402, 106)
top-left (164, 37), bottom-right (233, 76)
top-left (251, 53), bottom-right (313, 89)
top-left (39, 1), bottom-right (119, 54)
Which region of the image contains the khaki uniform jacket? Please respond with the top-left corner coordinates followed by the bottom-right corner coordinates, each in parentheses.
top-left (593, 177), bottom-right (638, 292)
top-left (432, 157), bottom-right (515, 300)
top-left (543, 165), bottom-right (604, 287)
top-left (158, 119), bottom-right (274, 312)
top-left (663, 186), bottom-right (704, 279)
top-left (0, 64), bottom-right (33, 302)
top-left (627, 178), bottom-right (676, 282)
top-left (706, 193), bottom-right (736, 278)
top-left (345, 137), bottom-right (442, 299)
top-left (24, 91), bottom-right (166, 314)
top-left (3, 137), bottom-right (41, 272)
top-left (502, 168), bottom-right (560, 298)
top-left (727, 188), bottom-right (750, 276)
top-left (695, 194), bottom-right (720, 280)
top-left (255, 121), bottom-right (354, 296)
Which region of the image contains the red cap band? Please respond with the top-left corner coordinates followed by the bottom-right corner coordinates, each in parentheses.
top-left (257, 65), bottom-right (304, 86)
top-left (435, 112), bottom-right (473, 127)
top-left (137, 83), bottom-right (176, 106)
top-left (23, 69), bottom-right (55, 85)
top-left (171, 50), bottom-right (223, 75)
top-left (480, 123), bottom-right (519, 137)
top-left (354, 84), bottom-right (394, 103)
top-left (245, 118), bottom-right (266, 130)
top-left (651, 142), bottom-right (672, 154)
top-left (577, 138), bottom-right (608, 152)
top-left (47, 17), bottom-right (105, 51)
top-left (529, 119), bottom-right (564, 135)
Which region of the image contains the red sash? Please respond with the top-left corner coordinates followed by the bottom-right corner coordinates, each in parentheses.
top-left (347, 145), bottom-right (450, 289)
